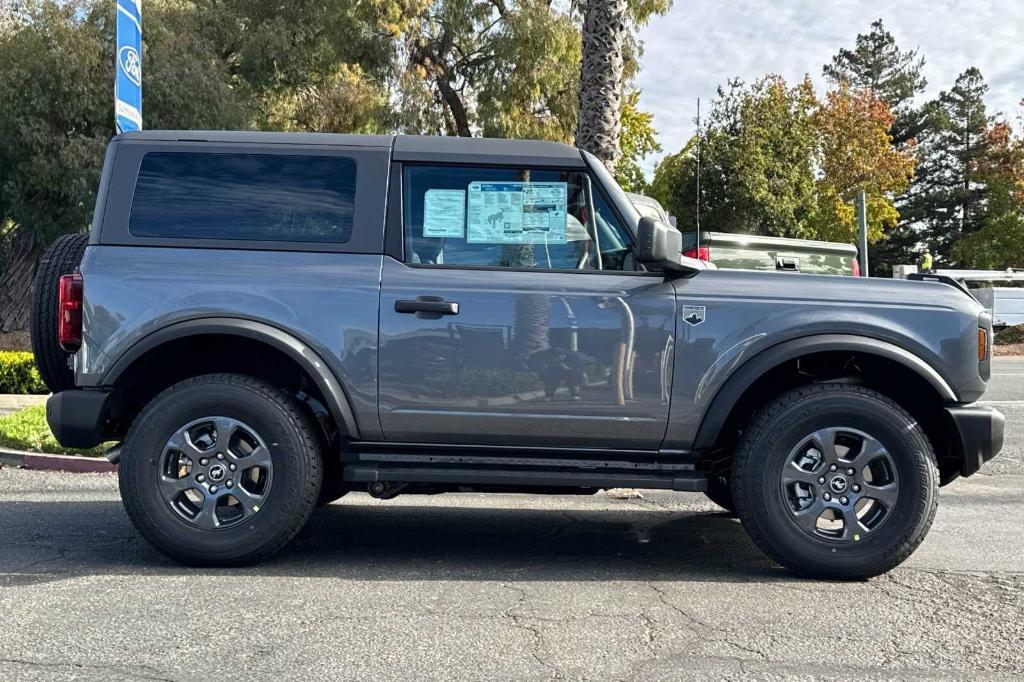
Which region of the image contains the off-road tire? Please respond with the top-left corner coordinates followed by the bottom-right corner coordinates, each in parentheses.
top-left (732, 383), bottom-right (939, 579)
top-left (704, 474), bottom-right (735, 514)
top-left (30, 233), bottom-right (88, 393)
top-left (119, 374), bottom-right (323, 566)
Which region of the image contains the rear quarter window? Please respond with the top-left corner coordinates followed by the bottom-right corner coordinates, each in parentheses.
top-left (128, 152), bottom-right (357, 243)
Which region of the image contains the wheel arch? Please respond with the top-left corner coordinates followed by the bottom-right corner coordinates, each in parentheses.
top-left (103, 318), bottom-right (361, 440)
top-left (692, 334), bottom-right (957, 452)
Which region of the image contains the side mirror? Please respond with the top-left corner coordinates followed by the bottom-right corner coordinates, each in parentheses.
top-left (636, 217), bottom-right (707, 274)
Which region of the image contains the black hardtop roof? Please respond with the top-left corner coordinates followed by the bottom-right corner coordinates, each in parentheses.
top-left (114, 131), bottom-right (585, 167)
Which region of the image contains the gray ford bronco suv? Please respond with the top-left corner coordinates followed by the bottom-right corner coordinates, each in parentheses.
top-left (36, 131), bottom-right (1003, 578)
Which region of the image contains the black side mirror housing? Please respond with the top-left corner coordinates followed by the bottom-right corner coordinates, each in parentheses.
top-left (636, 216), bottom-right (706, 274)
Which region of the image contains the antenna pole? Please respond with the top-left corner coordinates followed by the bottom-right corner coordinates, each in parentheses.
top-left (695, 97), bottom-right (701, 247)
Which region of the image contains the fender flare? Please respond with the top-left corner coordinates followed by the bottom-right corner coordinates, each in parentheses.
top-left (102, 317), bottom-right (361, 439)
top-left (691, 334), bottom-right (957, 450)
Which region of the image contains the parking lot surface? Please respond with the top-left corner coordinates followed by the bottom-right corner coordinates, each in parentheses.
top-left (1, 359), bottom-right (1022, 680)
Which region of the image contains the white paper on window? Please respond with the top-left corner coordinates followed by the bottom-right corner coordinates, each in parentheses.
top-left (422, 189), bottom-right (466, 237)
top-left (466, 182), bottom-right (567, 244)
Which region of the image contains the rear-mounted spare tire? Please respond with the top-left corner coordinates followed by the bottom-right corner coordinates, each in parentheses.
top-left (30, 233), bottom-right (88, 393)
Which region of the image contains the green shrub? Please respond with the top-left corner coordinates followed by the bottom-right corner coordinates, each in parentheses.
top-left (0, 351), bottom-right (47, 394)
top-left (0, 405), bottom-right (107, 456)
top-left (995, 323), bottom-right (1024, 346)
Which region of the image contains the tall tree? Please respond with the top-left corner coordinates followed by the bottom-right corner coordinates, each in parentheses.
top-left (823, 18), bottom-right (927, 145)
top-left (950, 120), bottom-right (1024, 268)
top-left (902, 68), bottom-right (991, 264)
top-left (575, 0), bottom-right (629, 170)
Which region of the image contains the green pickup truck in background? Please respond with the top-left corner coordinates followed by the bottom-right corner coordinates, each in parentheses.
top-left (627, 192), bottom-right (860, 277)
top-left (681, 231), bottom-right (860, 276)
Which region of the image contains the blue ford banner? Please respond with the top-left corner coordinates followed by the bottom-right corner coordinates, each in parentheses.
top-left (114, 0), bottom-right (142, 133)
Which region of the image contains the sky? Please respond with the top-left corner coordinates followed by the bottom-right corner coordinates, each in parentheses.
top-left (635, 0), bottom-right (1024, 173)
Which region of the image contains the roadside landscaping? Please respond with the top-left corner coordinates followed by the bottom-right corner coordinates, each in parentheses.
top-left (0, 351), bottom-right (47, 394)
top-left (0, 405), bottom-right (107, 457)
top-left (995, 323), bottom-right (1024, 356)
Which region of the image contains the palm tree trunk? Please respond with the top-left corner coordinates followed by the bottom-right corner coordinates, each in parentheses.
top-left (575, 0), bottom-right (628, 172)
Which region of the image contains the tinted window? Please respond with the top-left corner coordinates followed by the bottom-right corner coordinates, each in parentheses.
top-left (403, 165), bottom-right (635, 271)
top-left (129, 152), bottom-right (356, 243)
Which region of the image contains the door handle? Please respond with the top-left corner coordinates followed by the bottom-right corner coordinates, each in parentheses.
top-left (776, 256), bottom-right (800, 272)
top-left (395, 296), bottom-right (459, 317)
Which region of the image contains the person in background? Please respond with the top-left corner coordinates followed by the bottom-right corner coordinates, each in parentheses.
top-left (918, 248), bottom-right (934, 273)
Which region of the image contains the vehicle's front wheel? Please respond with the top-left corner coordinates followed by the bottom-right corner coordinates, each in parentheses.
top-left (119, 374), bottom-right (323, 566)
top-left (732, 383), bottom-right (938, 579)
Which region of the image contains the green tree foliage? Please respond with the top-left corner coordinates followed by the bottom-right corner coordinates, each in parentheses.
top-left (403, 0), bottom-right (667, 144)
top-left (651, 76), bottom-right (820, 237)
top-left (950, 121), bottom-right (1024, 268)
top-left (616, 90), bottom-right (661, 192)
top-left (823, 18), bottom-right (927, 145)
top-left (903, 68), bottom-right (992, 264)
top-left (650, 77), bottom-right (914, 245)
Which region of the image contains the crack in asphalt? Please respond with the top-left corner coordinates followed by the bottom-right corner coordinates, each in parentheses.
top-left (644, 582), bottom-right (770, 663)
top-left (0, 657), bottom-right (177, 681)
top-left (501, 583), bottom-right (564, 680)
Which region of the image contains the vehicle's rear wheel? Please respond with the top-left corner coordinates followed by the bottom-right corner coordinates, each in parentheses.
top-left (704, 473), bottom-right (735, 514)
top-left (30, 233), bottom-right (88, 393)
top-left (732, 383), bottom-right (938, 579)
top-left (119, 374), bottom-right (323, 566)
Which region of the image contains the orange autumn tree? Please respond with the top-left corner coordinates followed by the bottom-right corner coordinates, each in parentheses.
top-left (808, 84), bottom-right (916, 243)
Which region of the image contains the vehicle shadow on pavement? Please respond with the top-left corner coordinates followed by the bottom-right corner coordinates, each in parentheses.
top-left (0, 497), bottom-right (800, 584)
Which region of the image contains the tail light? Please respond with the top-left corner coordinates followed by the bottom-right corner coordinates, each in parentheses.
top-left (58, 273), bottom-right (83, 352)
top-left (684, 246), bottom-right (711, 261)
top-left (850, 257), bottom-right (861, 277)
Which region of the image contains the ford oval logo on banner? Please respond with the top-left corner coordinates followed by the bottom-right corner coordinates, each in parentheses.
top-left (115, 0), bottom-right (142, 133)
top-left (119, 45), bottom-right (142, 87)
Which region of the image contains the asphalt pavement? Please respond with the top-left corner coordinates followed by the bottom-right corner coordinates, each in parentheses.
top-left (1, 360), bottom-right (1022, 680)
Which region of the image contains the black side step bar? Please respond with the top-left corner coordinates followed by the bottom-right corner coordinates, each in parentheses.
top-left (344, 464), bottom-right (708, 492)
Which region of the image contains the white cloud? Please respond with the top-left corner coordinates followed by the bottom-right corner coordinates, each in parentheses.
top-left (635, 0), bottom-right (1024, 174)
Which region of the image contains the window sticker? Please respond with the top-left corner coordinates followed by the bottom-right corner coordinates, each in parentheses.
top-left (422, 189), bottom-right (466, 238)
top-left (467, 182), bottom-right (568, 244)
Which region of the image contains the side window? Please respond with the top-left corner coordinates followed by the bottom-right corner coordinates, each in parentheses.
top-left (129, 152), bottom-right (356, 243)
top-left (402, 165), bottom-right (636, 271)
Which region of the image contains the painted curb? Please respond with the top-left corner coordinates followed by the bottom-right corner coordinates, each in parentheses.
top-left (0, 447), bottom-right (115, 473)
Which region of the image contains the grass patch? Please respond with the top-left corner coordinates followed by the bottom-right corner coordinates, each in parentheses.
top-left (0, 405), bottom-right (108, 457)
